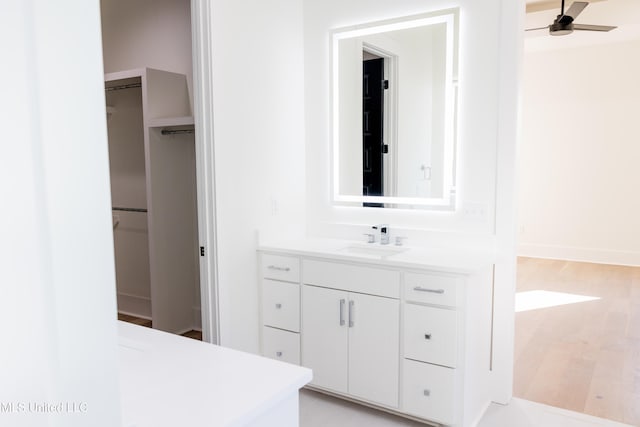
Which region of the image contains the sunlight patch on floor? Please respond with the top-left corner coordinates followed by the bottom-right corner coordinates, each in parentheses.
top-left (515, 290), bottom-right (600, 313)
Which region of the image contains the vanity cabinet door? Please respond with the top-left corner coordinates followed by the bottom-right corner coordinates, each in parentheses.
top-left (348, 293), bottom-right (400, 408)
top-left (301, 285), bottom-right (349, 394)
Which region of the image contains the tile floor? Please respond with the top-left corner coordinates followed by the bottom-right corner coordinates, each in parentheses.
top-left (299, 389), bottom-right (634, 427)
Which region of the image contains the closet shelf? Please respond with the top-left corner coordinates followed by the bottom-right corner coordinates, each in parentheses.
top-left (146, 116), bottom-right (194, 128)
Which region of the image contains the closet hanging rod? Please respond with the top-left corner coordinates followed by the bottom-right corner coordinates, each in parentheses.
top-left (112, 207), bottom-right (147, 213)
top-left (105, 83), bottom-right (142, 92)
top-left (161, 129), bottom-right (194, 135)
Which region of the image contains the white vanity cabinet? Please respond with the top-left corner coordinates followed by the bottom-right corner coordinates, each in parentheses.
top-left (301, 280), bottom-right (400, 408)
top-left (258, 244), bottom-right (493, 427)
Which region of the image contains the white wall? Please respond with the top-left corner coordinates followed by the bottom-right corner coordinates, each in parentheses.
top-left (210, 0), bottom-right (306, 353)
top-left (0, 1), bottom-right (120, 426)
top-left (429, 25), bottom-right (447, 198)
top-left (101, 0), bottom-right (193, 103)
top-left (519, 40), bottom-right (640, 266)
top-left (394, 26), bottom-right (441, 199)
top-left (303, 0), bottom-right (522, 403)
top-left (337, 37), bottom-right (364, 196)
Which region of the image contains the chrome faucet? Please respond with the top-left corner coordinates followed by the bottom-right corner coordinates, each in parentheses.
top-left (372, 224), bottom-right (390, 245)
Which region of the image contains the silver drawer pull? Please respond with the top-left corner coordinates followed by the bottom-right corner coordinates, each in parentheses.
top-left (268, 265), bottom-right (291, 272)
top-left (424, 333), bottom-right (432, 340)
top-left (276, 351), bottom-right (283, 357)
top-left (413, 286), bottom-right (445, 294)
top-left (275, 303), bottom-right (282, 309)
top-left (423, 389), bottom-right (431, 397)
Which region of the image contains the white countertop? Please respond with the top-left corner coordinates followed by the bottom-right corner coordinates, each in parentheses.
top-left (118, 321), bottom-right (312, 427)
top-left (259, 237), bottom-right (494, 273)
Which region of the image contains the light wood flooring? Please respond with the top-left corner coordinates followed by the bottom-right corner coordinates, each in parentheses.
top-left (117, 313), bottom-right (202, 341)
top-left (514, 257), bottom-right (640, 426)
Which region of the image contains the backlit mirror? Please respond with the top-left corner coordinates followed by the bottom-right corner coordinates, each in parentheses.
top-left (332, 9), bottom-right (459, 209)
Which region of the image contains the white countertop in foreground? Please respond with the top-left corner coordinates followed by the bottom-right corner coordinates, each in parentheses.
top-left (118, 322), bottom-right (312, 427)
top-left (259, 237), bottom-right (495, 273)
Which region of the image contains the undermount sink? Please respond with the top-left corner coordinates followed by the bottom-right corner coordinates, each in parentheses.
top-left (338, 243), bottom-right (408, 258)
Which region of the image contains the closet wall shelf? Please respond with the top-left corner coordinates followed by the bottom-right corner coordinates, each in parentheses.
top-left (147, 116), bottom-right (194, 128)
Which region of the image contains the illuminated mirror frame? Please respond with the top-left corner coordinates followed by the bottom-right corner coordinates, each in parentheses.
top-left (331, 9), bottom-right (459, 209)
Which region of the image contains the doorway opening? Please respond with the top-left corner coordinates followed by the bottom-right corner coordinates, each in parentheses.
top-left (514, 15), bottom-right (640, 423)
top-left (361, 45), bottom-right (397, 207)
top-left (100, 0), bottom-right (216, 343)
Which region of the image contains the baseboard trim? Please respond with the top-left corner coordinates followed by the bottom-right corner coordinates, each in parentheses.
top-left (518, 243), bottom-right (640, 267)
top-left (117, 293), bottom-right (152, 319)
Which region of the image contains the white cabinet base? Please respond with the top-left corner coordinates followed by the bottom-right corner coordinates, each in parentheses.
top-left (259, 245), bottom-right (493, 427)
top-left (246, 392), bottom-right (300, 427)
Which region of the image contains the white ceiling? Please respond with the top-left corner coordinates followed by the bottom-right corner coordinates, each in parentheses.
top-left (524, 0), bottom-right (640, 51)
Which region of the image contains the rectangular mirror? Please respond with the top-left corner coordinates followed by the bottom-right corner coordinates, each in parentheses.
top-left (332, 9), bottom-right (459, 209)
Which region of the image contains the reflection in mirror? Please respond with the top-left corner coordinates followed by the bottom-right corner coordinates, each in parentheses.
top-left (332, 9), bottom-right (459, 209)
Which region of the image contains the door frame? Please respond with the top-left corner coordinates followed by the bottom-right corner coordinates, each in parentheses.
top-left (191, 0), bottom-right (220, 344)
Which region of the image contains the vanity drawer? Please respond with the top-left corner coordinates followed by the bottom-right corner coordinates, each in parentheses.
top-left (402, 359), bottom-right (455, 425)
top-left (262, 326), bottom-right (300, 365)
top-left (404, 272), bottom-right (459, 307)
top-left (303, 259), bottom-right (400, 299)
top-left (261, 254), bottom-right (300, 283)
top-left (262, 279), bottom-right (300, 332)
top-left (404, 303), bottom-right (457, 368)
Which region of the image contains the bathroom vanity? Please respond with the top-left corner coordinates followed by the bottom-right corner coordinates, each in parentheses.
top-left (258, 238), bottom-right (494, 427)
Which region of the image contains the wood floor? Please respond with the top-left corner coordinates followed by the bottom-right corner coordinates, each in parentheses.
top-left (117, 313), bottom-right (202, 341)
top-left (514, 257), bottom-right (640, 426)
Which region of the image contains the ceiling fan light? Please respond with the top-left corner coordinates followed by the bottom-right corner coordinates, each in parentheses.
top-left (550, 22), bottom-right (574, 36)
top-left (551, 29), bottom-right (574, 36)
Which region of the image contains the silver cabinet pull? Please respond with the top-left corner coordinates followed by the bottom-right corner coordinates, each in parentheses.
top-left (413, 286), bottom-right (445, 294)
top-left (268, 265), bottom-right (290, 272)
top-left (423, 389), bottom-right (431, 397)
top-left (348, 300), bottom-right (355, 327)
top-left (339, 299), bottom-right (346, 326)
top-left (276, 351), bottom-right (283, 357)
top-left (275, 303), bottom-right (282, 309)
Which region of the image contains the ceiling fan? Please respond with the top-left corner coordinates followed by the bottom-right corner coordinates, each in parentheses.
top-left (526, 0), bottom-right (617, 36)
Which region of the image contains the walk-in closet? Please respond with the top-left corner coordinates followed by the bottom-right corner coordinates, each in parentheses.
top-left (101, 0), bottom-right (203, 336)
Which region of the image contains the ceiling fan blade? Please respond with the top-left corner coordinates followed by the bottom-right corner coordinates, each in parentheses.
top-left (573, 23), bottom-right (617, 31)
top-left (525, 26), bottom-right (550, 31)
top-left (526, 0), bottom-right (606, 14)
top-left (559, 1), bottom-right (588, 24)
